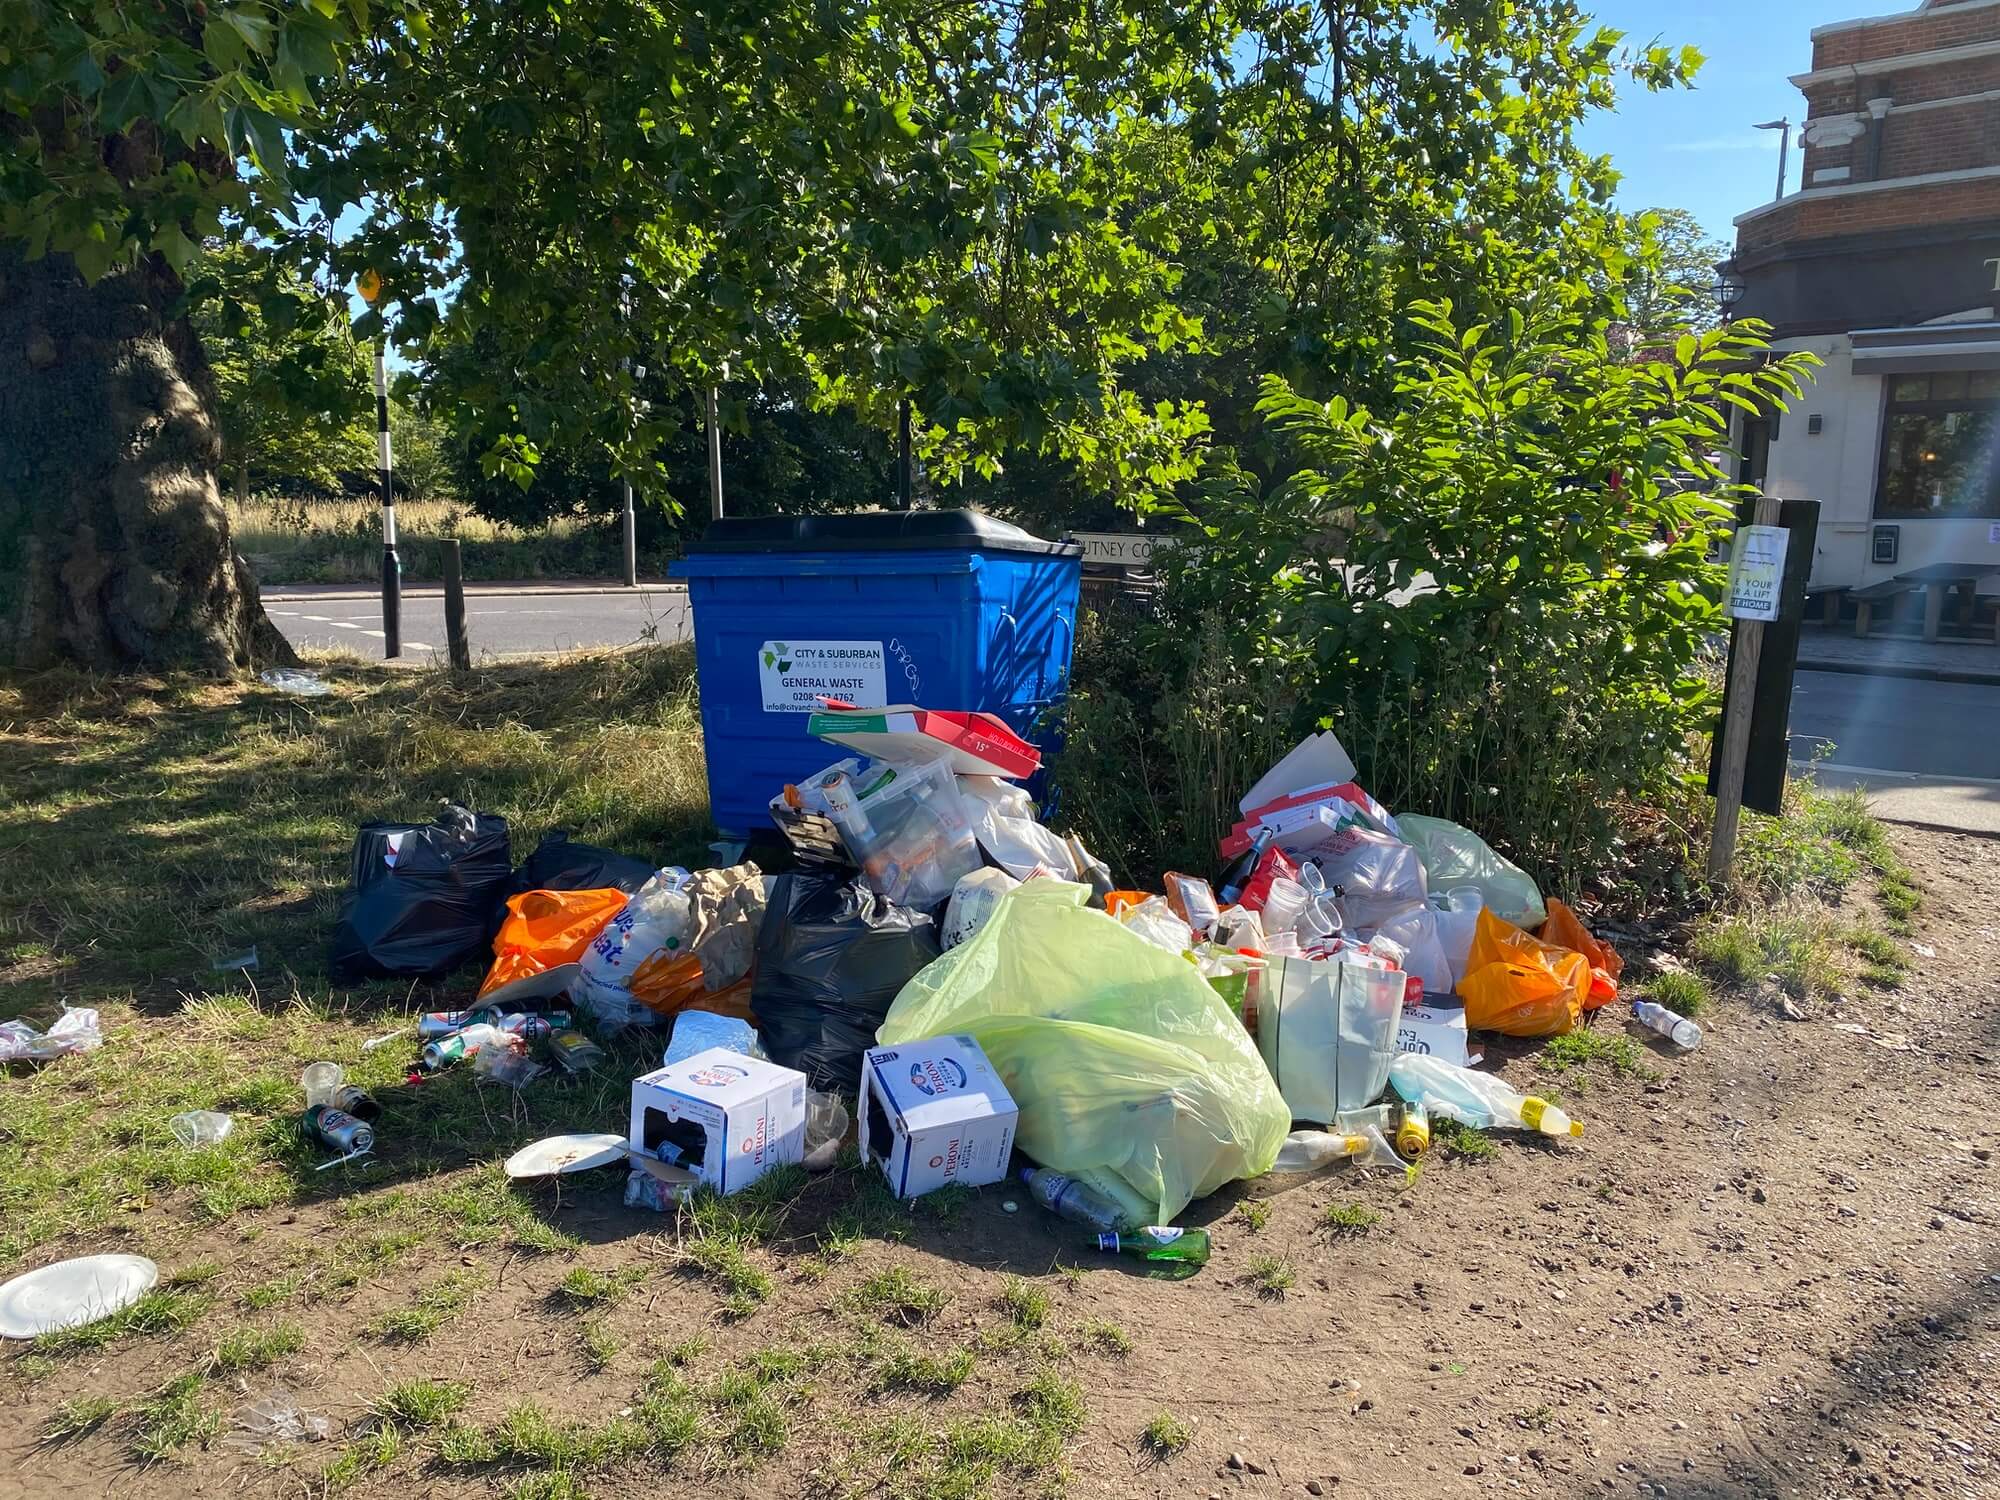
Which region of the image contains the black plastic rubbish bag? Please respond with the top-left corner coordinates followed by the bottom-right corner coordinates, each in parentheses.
top-left (507, 830), bottom-right (655, 897)
top-left (752, 873), bottom-right (940, 1091)
top-left (329, 804), bottom-right (512, 981)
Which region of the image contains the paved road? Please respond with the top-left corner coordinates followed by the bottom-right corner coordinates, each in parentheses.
top-left (265, 589), bottom-right (692, 659)
top-left (1788, 669), bottom-right (2000, 779)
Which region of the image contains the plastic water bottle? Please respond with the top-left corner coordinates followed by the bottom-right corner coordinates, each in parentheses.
top-left (1020, 1167), bottom-right (1125, 1233)
top-left (1633, 1001), bottom-right (1702, 1051)
top-left (1094, 1227), bottom-right (1211, 1266)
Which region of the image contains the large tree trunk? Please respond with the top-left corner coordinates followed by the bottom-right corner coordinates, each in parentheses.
top-left (0, 247), bottom-right (296, 673)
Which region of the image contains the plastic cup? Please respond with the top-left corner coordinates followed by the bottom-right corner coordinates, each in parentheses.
top-left (1261, 877), bottom-right (1309, 935)
top-left (300, 1062), bottom-right (344, 1107)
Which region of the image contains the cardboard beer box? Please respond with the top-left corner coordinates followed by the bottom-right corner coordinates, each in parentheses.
top-left (628, 1047), bottom-right (806, 1195)
top-left (859, 1034), bottom-right (1019, 1199)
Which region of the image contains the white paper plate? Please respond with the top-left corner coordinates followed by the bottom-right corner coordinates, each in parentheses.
top-left (504, 1132), bottom-right (628, 1179)
top-left (0, 1254), bottom-right (159, 1340)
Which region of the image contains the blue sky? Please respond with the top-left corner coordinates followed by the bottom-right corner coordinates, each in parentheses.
top-left (1578, 0), bottom-right (1842, 246)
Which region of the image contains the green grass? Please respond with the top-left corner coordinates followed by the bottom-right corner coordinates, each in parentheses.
top-left (321, 1426), bottom-right (404, 1491)
top-left (1078, 1316), bottom-right (1132, 1355)
top-left (506, 1472), bottom-right (593, 1500)
top-left (1141, 1408), bottom-right (1193, 1457)
top-left (368, 1269), bottom-right (483, 1342)
top-left (211, 1318), bottom-right (305, 1372)
top-left (1694, 909), bottom-right (1846, 1005)
top-left (878, 1343), bottom-right (978, 1395)
top-left (1639, 969), bottom-right (1712, 1020)
top-left (373, 1376), bottom-right (472, 1430)
top-left (664, 1336), bottom-right (707, 1367)
top-left (41, 1394), bottom-right (119, 1444)
top-left (1001, 1275), bottom-right (1050, 1330)
top-left (1540, 1028), bottom-right (1648, 1078)
top-left (1321, 1202), bottom-right (1382, 1236)
top-left (844, 1266), bottom-right (948, 1326)
top-left (29, 1284), bottom-right (215, 1358)
top-left (1014, 1368), bottom-right (1086, 1436)
top-left (0, 649), bottom-right (709, 1271)
top-left (557, 1264), bottom-right (641, 1305)
top-left (683, 1236), bottom-right (775, 1311)
top-left (1848, 927), bottom-right (1910, 991)
top-left (579, 1319), bottom-right (621, 1373)
top-left (1244, 1253), bottom-right (1296, 1299)
top-left (131, 1373), bottom-right (220, 1463)
top-left (1236, 1198), bottom-right (1271, 1232)
top-left (1433, 1120), bottom-right (1497, 1162)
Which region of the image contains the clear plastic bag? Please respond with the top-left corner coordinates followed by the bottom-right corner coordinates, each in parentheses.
top-left (941, 867), bottom-right (1020, 949)
top-left (1321, 829), bottom-right (1428, 932)
top-left (877, 881), bottom-right (1290, 1224)
top-left (1428, 886), bottom-right (1486, 986)
top-left (837, 757), bottom-right (982, 910)
top-left (0, 1006), bottom-right (103, 1062)
top-left (1397, 815), bottom-right (1545, 927)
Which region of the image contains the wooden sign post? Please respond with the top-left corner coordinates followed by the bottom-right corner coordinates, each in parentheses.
top-left (1708, 494), bottom-right (1786, 880)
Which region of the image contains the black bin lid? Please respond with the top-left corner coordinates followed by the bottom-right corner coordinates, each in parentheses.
top-left (686, 509), bottom-right (1080, 558)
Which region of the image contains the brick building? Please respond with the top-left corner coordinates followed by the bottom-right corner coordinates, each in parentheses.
top-left (1733, 0), bottom-right (2000, 591)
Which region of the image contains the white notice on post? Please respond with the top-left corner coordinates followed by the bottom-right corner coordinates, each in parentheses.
top-left (1726, 524), bottom-right (1789, 622)
top-left (758, 641), bottom-right (887, 713)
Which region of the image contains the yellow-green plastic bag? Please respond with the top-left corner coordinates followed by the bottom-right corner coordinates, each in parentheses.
top-left (876, 881), bottom-right (1291, 1223)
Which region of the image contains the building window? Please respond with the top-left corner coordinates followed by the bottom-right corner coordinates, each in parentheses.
top-left (1875, 371), bottom-right (2000, 520)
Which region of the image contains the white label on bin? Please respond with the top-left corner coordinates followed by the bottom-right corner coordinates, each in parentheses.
top-left (758, 640), bottom-right (887, 712)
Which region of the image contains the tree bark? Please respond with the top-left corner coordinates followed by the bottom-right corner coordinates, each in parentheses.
top-left (0, 246), bottom-right (296, 673)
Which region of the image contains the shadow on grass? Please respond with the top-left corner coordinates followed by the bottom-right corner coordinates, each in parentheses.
top-left (0, 646), bottom-right (713, 1022)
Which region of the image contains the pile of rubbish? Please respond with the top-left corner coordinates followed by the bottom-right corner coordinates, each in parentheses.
top-left (292, 702), bottom-right (1700, 1270)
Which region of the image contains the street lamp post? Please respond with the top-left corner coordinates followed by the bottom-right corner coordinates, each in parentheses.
top-left (372, 343), bottom-right (400, 658)
top-left (1754, 118), bottom-right (1792, 201)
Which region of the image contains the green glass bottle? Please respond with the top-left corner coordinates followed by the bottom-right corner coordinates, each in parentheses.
top-left (1093, 1227), bottom-right (1210, 1266)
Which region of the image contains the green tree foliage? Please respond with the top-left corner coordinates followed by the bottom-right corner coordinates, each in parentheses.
top-left (188, 243), bottom-right (372, 500)
top-left (1624, 207), bottom-right (1730, 334)
top-left (1060, 302), bottom-right (1817, 888)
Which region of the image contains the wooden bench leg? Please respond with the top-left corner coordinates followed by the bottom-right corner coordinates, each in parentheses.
top-left (1855, 598), bottom-right (1873, 638)
top-left (1959, 581), bottom-right (1979, 627)
top-left (1924, 584), bottom-right (1945, 643)
top-left (1822, 590), bottom-right (1845, 627)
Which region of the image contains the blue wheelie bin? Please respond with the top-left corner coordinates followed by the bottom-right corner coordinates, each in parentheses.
top-left (672, 511), bottom-right (1083, 835)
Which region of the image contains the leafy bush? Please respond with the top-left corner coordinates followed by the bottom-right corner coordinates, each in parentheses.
top-left (1058, 299), bottom-right (1815, 891)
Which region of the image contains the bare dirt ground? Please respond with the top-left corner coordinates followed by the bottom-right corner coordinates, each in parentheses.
top-left (2, 824), bottom-right (1995, 1500)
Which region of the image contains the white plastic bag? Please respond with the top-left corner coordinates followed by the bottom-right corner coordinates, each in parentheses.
top-left (0, 1007), bottom-right (103, 1062)
top-left (572, 871), bottom-right (695, 1030)
top-left (1251, 955), bottom-right (1406, 1124)
top-left (1397, 816), bottom-right (1544, 927)
top-left (1368, 904), bottom-right (1453, 996)
top-left (955, 776), bottom-right (1078, 880)
top-left (1115, 895), bottom-right (1194, 954)
top-left (941, 867), bottom-right (1020, 949)
top-left (1428, 886), bottom-right (1486, 986)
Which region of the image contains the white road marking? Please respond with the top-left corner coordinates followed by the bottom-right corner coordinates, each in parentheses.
top-left (301, 614), bottom-right (334, 622)
top-left (333, 622), bottom-right (361, 630)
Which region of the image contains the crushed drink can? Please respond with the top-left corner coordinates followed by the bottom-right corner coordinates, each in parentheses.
top-left (421, 1034), bottom-right (469, 1070)
top-left (418, 1010), bottom-right (482, 1039)
top-left (329, 1083), bottom-right (381, 1121)
top-left (300, 1104), bottom-right (375, 1158)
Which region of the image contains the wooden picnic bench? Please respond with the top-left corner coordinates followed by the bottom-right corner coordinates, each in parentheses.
top-left (1845, 564), bottom-right (2000, 643)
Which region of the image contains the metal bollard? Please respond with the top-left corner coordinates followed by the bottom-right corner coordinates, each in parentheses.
top-left (442, 539), bottom-right (471, 670)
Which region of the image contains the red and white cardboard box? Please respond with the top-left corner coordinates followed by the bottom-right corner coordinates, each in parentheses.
top-left (808, 703), bottom-right (1040, 779)
top-left (859, 1034), bottom-right (1018, 1199)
